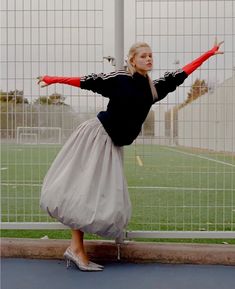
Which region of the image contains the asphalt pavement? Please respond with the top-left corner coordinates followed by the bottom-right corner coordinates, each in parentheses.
top-left (1, 258), bottom-right (235, 289)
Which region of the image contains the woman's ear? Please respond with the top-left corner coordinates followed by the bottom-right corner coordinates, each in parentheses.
top-left (130, 57), bottom-right (136, 67)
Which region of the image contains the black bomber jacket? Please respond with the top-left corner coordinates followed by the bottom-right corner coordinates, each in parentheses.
top-left (80, 69), bottom-right (187, 146)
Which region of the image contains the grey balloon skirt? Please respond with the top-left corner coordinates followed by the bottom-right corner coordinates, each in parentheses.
top-left (40, 118), bottom-right (132, 238)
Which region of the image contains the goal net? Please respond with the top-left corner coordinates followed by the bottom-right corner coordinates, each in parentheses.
top-left (16, 127), bottom-right (62, 145)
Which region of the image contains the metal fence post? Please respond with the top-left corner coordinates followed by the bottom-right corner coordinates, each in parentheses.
top-left (114, 0), bottom-right (125, 249)
top-left (115, 0), bottom-right (124, 70)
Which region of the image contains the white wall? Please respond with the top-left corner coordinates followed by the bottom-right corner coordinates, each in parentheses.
top-left (177, 74), bottom-right (235, 153)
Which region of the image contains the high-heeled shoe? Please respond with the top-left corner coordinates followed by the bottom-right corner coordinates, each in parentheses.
top-left (63, 247), bottom-right (104, 272)
top-left (65, 247), bottom-right (104, 269)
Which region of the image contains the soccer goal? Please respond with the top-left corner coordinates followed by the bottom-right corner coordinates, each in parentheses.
top-left (16, 127), bottom-right (62, 145)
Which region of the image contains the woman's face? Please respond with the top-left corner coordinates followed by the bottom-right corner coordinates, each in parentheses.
top-left (132, 46), bottom-right (153, 75)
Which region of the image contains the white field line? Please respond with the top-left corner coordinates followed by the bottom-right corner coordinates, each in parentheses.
top-left (128, 186), bottom-right (233, 191)
top-left (1, 183), bottom-right (41, 187)
top-left (136, 155), bottom-right (144, 166)
top-left (164, 147), bottom-right (235, 168)
top-left (1, 183), bottom-right (233, 191)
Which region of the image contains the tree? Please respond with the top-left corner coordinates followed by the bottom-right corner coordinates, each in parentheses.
top-left (0, 90), bottom-right (8, 102)
top-left (49, 93), bottom-right (66, 105)
top-left (178, 78), bottom-right (208, 110)
top-left (0, 89), bottom-right (28, 104)
top-left (34, 96), bottom-right (53, 105)
top-left (34, 92), bottom-right (66, 105)
top-left (0, 89), bottom-right (30, 138)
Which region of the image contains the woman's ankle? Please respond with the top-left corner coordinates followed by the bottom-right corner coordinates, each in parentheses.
top-left (69, 245), bottom-right (82, 254)
top-left (67, 246), bottom-right (89, 265)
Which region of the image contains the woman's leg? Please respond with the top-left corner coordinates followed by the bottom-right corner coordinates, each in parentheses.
top-left (70, 229), bottom-right (89, 264)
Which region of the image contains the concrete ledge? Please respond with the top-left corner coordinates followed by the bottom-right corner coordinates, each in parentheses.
top-left (1, 238), bottom-right (235, 265)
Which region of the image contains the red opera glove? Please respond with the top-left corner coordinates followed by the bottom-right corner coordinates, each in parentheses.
top-left (182, 46), bottom-right (219, 75)
top-left (42, 76), bottom-right (81, 87)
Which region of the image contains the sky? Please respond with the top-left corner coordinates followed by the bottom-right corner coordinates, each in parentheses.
top-left (1, 0), bottom-right (234, 111)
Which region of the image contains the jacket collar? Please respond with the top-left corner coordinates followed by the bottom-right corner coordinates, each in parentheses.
top-left (133, 72), bottom-right (149, 81)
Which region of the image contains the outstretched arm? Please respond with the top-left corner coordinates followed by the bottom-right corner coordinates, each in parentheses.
top-left (182, 38), bottom-right (224, 75)
top-left (37, 72), bottom-right (120, 97)
top-left (153, 38), bottom-right (224, 103)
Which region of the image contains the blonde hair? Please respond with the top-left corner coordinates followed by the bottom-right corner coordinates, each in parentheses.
top-left (126, 42), bottom-right (158, 100)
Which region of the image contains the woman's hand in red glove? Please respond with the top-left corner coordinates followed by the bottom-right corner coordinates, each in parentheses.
top-left (213, 37), bottom-right (224, 55)
top-left (37, 76), bottom-right (49, 88)
top-left (182, 37), bottom-right (224, 75)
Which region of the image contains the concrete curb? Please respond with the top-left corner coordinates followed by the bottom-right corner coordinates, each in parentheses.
top-left (1, 238), bottom-right (235, 265)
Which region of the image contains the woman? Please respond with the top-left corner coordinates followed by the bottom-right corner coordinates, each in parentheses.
top-left (37, 38), bottom-right (223, 271)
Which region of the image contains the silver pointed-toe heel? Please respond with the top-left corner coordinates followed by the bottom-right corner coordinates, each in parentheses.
top-left (89, 261), bottom-right (104, 269)
top-left (63, 247), bottom-right (103, 272)
top-left (65, 258), bottom-right (71, 269)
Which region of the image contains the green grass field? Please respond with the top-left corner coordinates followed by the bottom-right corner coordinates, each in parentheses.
top-left (1, 143), bottom-right (235, 236)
